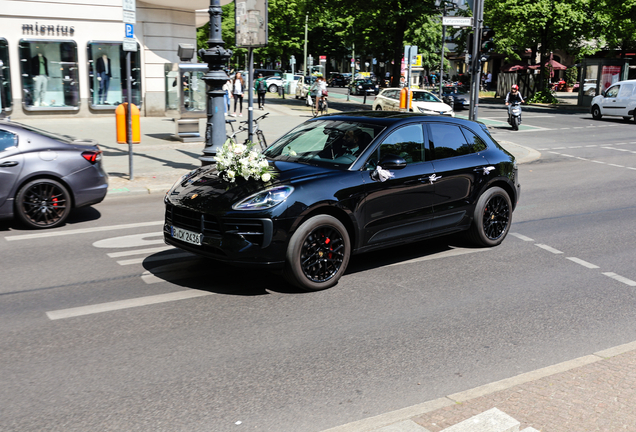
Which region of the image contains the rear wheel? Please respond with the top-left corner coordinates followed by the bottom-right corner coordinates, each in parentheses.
top-left (467, 187), bottom-right (512, 247)
top-left (256, 130), bottom-right (267, 151)
top-left (268, 84), bottom-right (278, 93)
top-left (16, 178), bottom-right (71, 229)
top-left (623, 116), bottom-right (632, 122)
top-left (283, 215), bottom-right (351, 291)
top-left (311, 101), bottom-right (317, 117)
top-left (375, 106), bottom-right (383, 111)
top-left (591, 105), bottom-right (603, 120)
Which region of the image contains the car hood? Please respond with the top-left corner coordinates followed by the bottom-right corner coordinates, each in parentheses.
top-left (166, 160), bottom-right (338, 212)
top-left (413, 101), bottom-right (453, 113)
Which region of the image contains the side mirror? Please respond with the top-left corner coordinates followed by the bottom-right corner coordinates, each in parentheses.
top-left (378, 154), bottom-right (407, 170)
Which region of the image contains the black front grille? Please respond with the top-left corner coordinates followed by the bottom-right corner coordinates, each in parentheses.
top-left (166, 204), bottom-right (272, 248)
top-left (165, 204), bottom-right (221, 236)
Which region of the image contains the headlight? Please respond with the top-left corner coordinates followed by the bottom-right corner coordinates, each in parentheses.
top-left (232, 186), bottom-right (294, 210)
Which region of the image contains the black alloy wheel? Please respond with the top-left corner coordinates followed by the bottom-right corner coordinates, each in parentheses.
top-left (591, 105), bottom-right (603, 120)
top-left (16, 178), bottom-right (71, 229)
top-left (468, 186), bottom-right (512, 247)
top-left (284, 215), bottom-right (351, 291)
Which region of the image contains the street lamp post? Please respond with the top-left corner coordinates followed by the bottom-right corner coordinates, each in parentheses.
top-left (199, 0), bottom-right (232, 166)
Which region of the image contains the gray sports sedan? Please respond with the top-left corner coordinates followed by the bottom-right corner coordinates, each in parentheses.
top-left (0, 120), bottom-right (108, 229)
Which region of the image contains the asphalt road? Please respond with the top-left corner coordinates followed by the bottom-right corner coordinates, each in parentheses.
top-left (2, 108), bottom-right (636, 432)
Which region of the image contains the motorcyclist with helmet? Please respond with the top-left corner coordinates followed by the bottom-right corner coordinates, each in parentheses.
top-left (505, 84), bottom-right (524, 105)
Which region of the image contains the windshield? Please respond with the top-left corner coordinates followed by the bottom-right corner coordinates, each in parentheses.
top-left (264, 120), bottom-right (385, 169)
top-left (412, 92), bottom-right (441, 103)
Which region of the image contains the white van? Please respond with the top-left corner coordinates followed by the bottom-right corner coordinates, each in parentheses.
top-left (591, 79), bottom-right (636, 122)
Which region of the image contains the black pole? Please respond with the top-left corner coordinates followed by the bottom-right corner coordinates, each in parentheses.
top-left (126, 51), bottom-right (133, 180)
top-left (200, 0), bottom-right (232, 166)
top-left (248, 48), bottom-right (254, 143)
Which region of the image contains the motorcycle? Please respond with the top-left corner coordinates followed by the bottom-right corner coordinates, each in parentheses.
top-left (507, 101), bottom-right (522, 131)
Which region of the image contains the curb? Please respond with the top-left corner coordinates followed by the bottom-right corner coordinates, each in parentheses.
top-left (319, 340), bottom-right (636, 432)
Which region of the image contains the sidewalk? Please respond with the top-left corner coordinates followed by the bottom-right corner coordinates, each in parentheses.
top-left (321, 341), bottom-right (636, 432)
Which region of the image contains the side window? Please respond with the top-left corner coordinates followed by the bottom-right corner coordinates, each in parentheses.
top-left (379, 124), bottom-right (425, 164)
top-left (618, 83), bottom-right (634, 98)
top-left (0, 129), bottom-right (18, 151)
top-left (606, 85), bottom-right (619, 98)
top-left (429, 123), bottom-right (477, 159)
top-left (460, 127), bottom-right (487, 153)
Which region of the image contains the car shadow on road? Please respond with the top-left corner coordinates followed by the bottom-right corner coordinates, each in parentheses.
top-left (139, 234), bottom-right (481, 295)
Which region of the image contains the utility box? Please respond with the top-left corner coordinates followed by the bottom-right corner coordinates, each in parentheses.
top-left (116, 103), bottom-right (141, 143)
top-left (165, 62), bottom-right (208, 142)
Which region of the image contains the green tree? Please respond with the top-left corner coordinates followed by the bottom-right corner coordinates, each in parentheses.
top-left (594, 0), bottom-right (636, 55)
top-left (484, 0), bottom-right (598, 89)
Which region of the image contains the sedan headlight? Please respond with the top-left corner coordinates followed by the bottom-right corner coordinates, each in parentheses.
top-left (232, 186), bottom-right (294, 210)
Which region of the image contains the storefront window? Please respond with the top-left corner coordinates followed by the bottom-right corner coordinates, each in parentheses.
top-left (19, 40), bottom-right (79, 110)
top-left (0, 39), bottom-right (12, 111)
top-left (583, 64), bottom-right (598, 96)
top-left (87, 42), bottom-right (141, 109)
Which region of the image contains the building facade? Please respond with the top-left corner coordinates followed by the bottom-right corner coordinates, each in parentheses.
top-left (0, 0), bottom-right (212, 118)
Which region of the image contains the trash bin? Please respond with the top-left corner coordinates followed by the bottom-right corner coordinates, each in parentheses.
top-left (116, 103), bottom-right (141, 144)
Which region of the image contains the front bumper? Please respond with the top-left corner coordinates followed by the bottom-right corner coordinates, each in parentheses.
top-left (164, 203), bottom-right (295, 268)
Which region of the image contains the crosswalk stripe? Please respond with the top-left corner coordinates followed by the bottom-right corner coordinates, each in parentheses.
top-left (117, 251), bottom-right (194, 266)
top-left (107, 246), bottom-right (174, 258)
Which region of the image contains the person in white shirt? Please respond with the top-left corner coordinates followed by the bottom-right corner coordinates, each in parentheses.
top-left (232, 72), bottom-right (245, 117)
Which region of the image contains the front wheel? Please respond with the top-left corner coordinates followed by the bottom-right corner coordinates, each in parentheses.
top-left (467, 187), bottom-right (512, 247)
top-left (512, 116), bottom-right (519, 130)
top-left (375, 106), bottom-right (383, 111)
top-left (591, 105), bottom-right (603, 120)
top-left (283, 215), bottom-right (351, 291)
top-left (16, 178), bottom-right (71, 229)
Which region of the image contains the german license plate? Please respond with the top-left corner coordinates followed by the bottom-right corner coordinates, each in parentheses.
top-left (171, 226), bottom-right (202, 246)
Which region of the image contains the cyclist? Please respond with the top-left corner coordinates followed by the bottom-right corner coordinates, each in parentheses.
top-left (310, 76), bottom-right (327, 113)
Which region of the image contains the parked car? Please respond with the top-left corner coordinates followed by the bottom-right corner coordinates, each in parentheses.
top-left (439, 86), bottom-right (470, 110)
top-left (373, 88), bottom-right (454, 117)
top-left (164, 112), bottom-right (520, 291)
top-left (590, 79), bottom-right (636, 122)
top-left (0, 120), bottom-right (108, 228)
top-left (264, 76), bottom-right (284, 93)
top-left (295, 75), bottom-right (317, 102)
top-left (348, 79), bottom-right (380, 95)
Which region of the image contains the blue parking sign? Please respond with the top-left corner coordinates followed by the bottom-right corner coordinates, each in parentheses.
top-left (125, 24), bottom-right (134, 38)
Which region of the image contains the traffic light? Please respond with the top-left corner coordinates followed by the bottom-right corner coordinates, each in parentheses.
top-left (481, 29), bottom-right (495, 54)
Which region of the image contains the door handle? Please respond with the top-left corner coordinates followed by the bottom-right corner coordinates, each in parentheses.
top-left (428, 174), bottom-right (442, 183)
top-left (0, 161), bottom-right (19, 168)
top-left (474, 166), bottom-right (495, 175)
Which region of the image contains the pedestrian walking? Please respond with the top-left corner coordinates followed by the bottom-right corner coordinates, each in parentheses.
top-left (223, 77), bottom-right (232, 115)
top-left (485, 72), bottom-right (492, 92)
top-left (231, 72), bottom-right (245, 117)
top-left (254, 73), bottom-right (267, 110)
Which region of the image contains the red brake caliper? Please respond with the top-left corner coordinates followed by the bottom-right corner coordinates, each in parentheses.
top-left (324, 236), bottom-right (332, 259)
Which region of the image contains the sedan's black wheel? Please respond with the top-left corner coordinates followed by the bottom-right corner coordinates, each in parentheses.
top-left (623, 116), bottom-right (632, 122)
top-left (468, 187), bottom-right (512, 247)
top-left (591, 105), bottom-right (603, 120)
top-left (375, 106), bottom-right (383, 111)
top-left (284, 215), bottom-right (350, 291)
top-left (16, 179), bottom-right (71, 229)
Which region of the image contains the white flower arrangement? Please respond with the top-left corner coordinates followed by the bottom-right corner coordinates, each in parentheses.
top-left (214, 139), bottom-right (276, 183)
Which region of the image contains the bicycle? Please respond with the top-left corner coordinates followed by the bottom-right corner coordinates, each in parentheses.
top-left (311, 95), bottom-right (328, 117)
top-left (225, 112), bottom-right (269, 151)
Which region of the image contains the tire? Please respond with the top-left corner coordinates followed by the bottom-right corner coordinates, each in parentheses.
top-left (512, 116), bottom-right (519, 131)
top-left (16, 178), bottom-right (71, 229)
top-left (268, 84), bottom-right (278, 93)
top-left (623, 116), bottom-right (632, 122)
top-left (256, 130), bottom-right (267, 151)
top-left (375, 106), bottom-right (382, 111)
top-left (311, 101), bottom-right (317, 117)
top-left (321, 100), bottom-right (328, 115)
top-left (283, 215), bottom-right (351, 291)
top-left (591, 105), bottom-right (602, 120)
top-left (467, 186), bottom-right (512, 247)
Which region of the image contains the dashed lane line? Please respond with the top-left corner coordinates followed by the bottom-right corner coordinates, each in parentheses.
top-left (510, 233), bottom-right (534, 242)
top-left (46, 289), bottom-right (213, 320)
top-left (566, 257), bottom-right (600, 269)
top-left (535, 244), bottom-right (563, 254)
top-left (603, 272), bottom-right (636, 287)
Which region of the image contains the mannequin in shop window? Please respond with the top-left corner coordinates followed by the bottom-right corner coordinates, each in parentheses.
top-left (30, 52), bottom-right (49, 107)
top-left (95, 54), bottom-right (112, 104)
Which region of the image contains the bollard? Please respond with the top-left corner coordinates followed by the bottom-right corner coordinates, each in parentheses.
top-left (116, 103), bottom-right (141, 144)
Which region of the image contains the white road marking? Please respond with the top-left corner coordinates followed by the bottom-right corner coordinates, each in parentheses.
top-left (535, 244), bottom-right (563, 254)
top-left (608, 164), bottom-right (625, 168)
top-left (602, 272), bottom-right (636, 287)
top-left (117, 251), bottom-right (193, 266)
top-left (591, 160), bottom-right (606, 164)
top-left (510, 233), bottom-right (534, 242)
top-left (566, 257), bottom-right (600, 269)
top-left (93, 232), bottom-right (164, 249)
top-left (5, 221), bottom-right (164, 241)
top-left (46, 289), bottom-right (213, 320)
top-left (107, 246), bottom-right (174, 258)
top-left (385, 247), bottom-right (491, 268)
